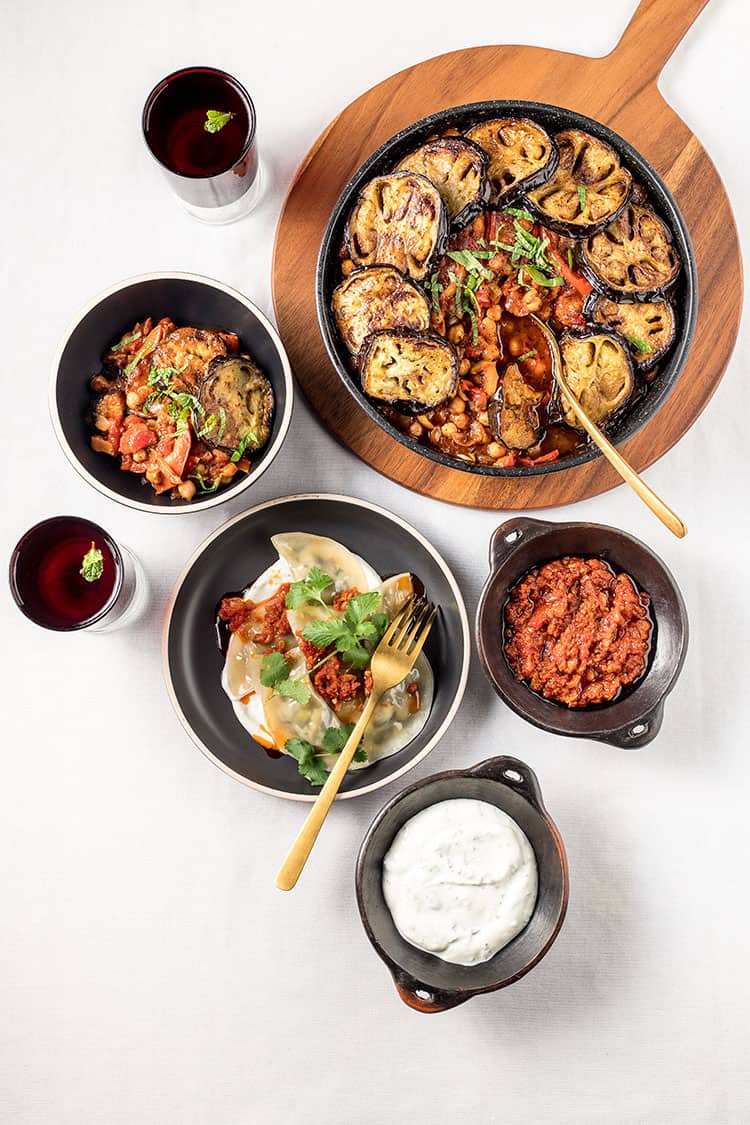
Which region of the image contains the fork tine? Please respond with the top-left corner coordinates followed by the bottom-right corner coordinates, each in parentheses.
top-left (380, 595), bottom-right (415, 646)
top-left (389, 597), bottom-right (426, 648)
top-left (404, 604), bottom-right (437, 658)
top-left (397, 599), bottom-right (433, 652)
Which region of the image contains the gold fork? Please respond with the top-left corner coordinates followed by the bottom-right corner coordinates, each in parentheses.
top-left (275, 596), bottom-right (437, 891)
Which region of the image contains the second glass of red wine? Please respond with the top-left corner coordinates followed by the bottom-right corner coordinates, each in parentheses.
top-left (142, 66), bottom-right (261, 224)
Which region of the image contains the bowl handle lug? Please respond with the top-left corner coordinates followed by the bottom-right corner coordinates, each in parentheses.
top-left (600, 702), bottom-right (665, 750)
top-left (392, 969), bottom-right (468, 1014)
top-left (467, 755), bottom-right (546, 811)
top-left (489, 518), bottom-right (553, 570)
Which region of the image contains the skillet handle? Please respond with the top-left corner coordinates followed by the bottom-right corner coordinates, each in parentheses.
top-left (391, 970), bottom-right (468, 1014)
top-left (599, 702), bottom-right (665, 750)
top-left (489, 519), bottom-right (553, 572)
top-left (467, 755), bottom-right (546, 813)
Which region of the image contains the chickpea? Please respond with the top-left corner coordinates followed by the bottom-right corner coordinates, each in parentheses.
top-left (407, 421), bottom-right (424, 439)
top-left (449, 396), bottom-right (466, 414)
top-left (126, 390), bottom-right (142, 410)
top-left (486, 305), bottom-right (502, 322)
top-left (178, 480), bottom-right (197, 501)
top-left (132, 450), bottom-right (147, 464)
top-left (475, 361), bottom-right (499, 397)
top-left (453, 413), bottom-right (469, 430)
top-left (428, 426), bottom-right (442, 445)
top-left (483, 342), bottom-right (500, 362)
top-left (418, 414), bottom-right (434, 428)
top-left (480, 317), bottom-right (495, 338)
top-left (220, 463), bottom-right (238, 482)
top-left (458, 358), bottom-right (471, 377)
top-left (489, 254), bottom-right (505, 271)
top-left (508, 336), bottom-right (523, 357)
top-left (341, 259), bottom-right (355, 276)
top-left (522, 289), bottom-right (543, 312)
top-left (441, 421), bottom-right (457, 437)
top-left (477, 411), bottom-right (490, 426)
top-left (486, 442), bottom-right (504, 459)
top-left (145, 467), bottom-right (162, 486)
top-left (448, 323), bottom-right (465, 345)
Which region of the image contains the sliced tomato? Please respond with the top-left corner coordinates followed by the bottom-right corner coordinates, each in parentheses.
top-left (159, 429), bottom-right (192, 478)
top-left (547, 247), bottom-right (593, 298)
top-left (118, 419), bottom-right (156, 455)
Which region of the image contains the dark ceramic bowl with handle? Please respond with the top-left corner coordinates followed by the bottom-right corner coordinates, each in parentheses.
top-left (476, 518), bottom-right (689, 748)
top-left (316, 99), bottom-right (697, 479)
top-left (50, 272), bottom-right (294, 513)
top-left (356, 755), bottom-right (568, 1013)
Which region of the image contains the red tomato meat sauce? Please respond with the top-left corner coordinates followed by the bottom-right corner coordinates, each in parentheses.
top-left (503, 556), bottom-right (652, 708)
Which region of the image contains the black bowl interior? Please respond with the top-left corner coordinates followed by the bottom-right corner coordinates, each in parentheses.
top-left (317, 99), bottom-right (697, 478)
top-left (165, 496), bottom-right (469, 798)
top-left (477, 518), bottom-right (689, 748)
top-left (356, 758), bottom-right (568, 1003)
top-left (53, 276), bottom-right (290, 510)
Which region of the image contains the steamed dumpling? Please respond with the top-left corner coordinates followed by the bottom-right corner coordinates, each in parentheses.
top-left (271, 532), bottom-right (380, 593)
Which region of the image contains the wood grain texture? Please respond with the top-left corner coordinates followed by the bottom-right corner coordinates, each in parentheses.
top-left (272, 0), bottom-right (742, 510)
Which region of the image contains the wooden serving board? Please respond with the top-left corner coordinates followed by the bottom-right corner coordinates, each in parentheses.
top-left (272, 0), bottom-right (741, 510)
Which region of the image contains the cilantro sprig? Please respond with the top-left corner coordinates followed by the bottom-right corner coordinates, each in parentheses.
top-left (260, 651), bottom-right (311, 704)
top-left (285, 566), bottom-right (334, 611)
top-left (301, 591), bottom-right (387, 669)
top-left (286, 723), bottom-right (367, 786)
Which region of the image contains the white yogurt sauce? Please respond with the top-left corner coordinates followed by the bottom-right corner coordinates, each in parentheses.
top-left (382, 798), bottom-right (538, 966)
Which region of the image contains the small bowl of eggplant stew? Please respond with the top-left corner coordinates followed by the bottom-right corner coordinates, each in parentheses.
top-left (475, 517), bottom-right (689, 748)
top-left (317, 100), bottom-right (697, 478)
top-left (51, 273), bottom-right (293, 512)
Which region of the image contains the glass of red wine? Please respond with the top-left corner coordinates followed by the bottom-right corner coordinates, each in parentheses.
top-left (142, 66), bottom-right (261, 224)
top-left (9, 517), bottom-right (147, 633)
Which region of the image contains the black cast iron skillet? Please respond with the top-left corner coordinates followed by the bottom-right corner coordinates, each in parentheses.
top-left (476, 518), bottom-right (689, 747)
top-left (316, 100), bottom-right (697, 479)
top-left (163, 494), bottom-right (470, 800)
top-left (356, 755), bottom-right (568, 1012)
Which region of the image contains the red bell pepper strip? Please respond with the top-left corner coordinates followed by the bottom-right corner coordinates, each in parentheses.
top-left (547, 248), bottom-right (592, 298)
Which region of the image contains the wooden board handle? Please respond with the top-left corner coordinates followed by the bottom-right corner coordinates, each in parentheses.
top-left (607, 0), bottom-right (711, 86)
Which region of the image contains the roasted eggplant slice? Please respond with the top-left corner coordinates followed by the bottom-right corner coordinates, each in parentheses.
top-left (346, 172), bottom-right (447, 282)
top-left (490, 363), bottom-right (543, 450)
top-left (588, 295), bottom-right (676, 371)
top-left (199, 355), bottom-right (274, 454)
top-left (526, 129), bottom-right (632, 234)
top-left (559, 330), bottom-right (635, 429)
top-left (332, 266), bottom-right (431, 355)
top-left (465, 118), bottom-right (558, 202)
top-left (359, 329), bottom-right (457, 413)
top-left (581, 203), bottom-right (681, 299)
top-left (395, 137), bottom-right (489, 228)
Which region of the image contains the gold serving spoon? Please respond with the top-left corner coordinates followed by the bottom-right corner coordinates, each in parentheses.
top-left (529, 313), bottom-right (687, 539)
top-left (276, 596), bottom-right (437, 891)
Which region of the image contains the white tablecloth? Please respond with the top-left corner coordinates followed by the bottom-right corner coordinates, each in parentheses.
top-left (2, 2), bottom-right (748, 1122)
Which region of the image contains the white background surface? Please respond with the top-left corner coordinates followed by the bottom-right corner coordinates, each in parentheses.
top-left (2, 2), bottom-right (748, 1122)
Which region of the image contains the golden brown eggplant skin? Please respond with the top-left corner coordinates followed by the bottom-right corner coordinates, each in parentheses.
top-left (559, 330), bottom-right (635, 429)
top-left (200, 355), bottom-right (274, 454)
top-left (581, 203), bottom-right (681, 299)
top-left (588, 295), bottom-right (677, 371)
top-left (358, 329), bottom-right (457, 413)
top-left (465, 118), bottom-right (558, 203)
top-left (396, 136), bottom-right (490, 228)
top-left (526, 129), bottom-right (632, 235)
top-left (346, 172), bottom-right (447, 282)
top-left (332, 266), bottom-right (431, 355)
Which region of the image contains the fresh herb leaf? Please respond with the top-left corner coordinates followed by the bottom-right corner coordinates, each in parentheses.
top-left (124, 340), bottom-right (153, 378)
top-left (577, 184), bottom-right (587, 211)
top-left (624, 333), bottom-right (654, 354)
top-left (466, 304), bottom-right (479, 345)
top-left (518, 349), bottom-right (538, 362)
top-left (344, 590), bottom-right (382, 627)
top-left (525, 264), bottom-right (564, 288)
top-left (285, 738), bottom-right (328, 786)
top-left (323, 723), bottom-right (367, 763)
top-left (80, 541), bottom-right (104, 582)
top-left (285, 567), bottom-right (334, 611)
top-left (446, 249), bottom-right (494, 280)
top-left (567, 248), bottom-right (574, 271)
top-left (109, 330), bottom-right (140, 353)
top-left (429, 272), bottom-right (441, 314)
top-left (301, 617), bottom-right (349, 649)
top-left (336, 640), bottom-right (371, 669)
top-left (275, 678), bottom-right (312, 704)
top-left (204, 109), bottom-right (234, 134)
top-left (231, 430), bottom-right (257, 463)
top-left (260, 652), bottom-right (311, 703)
top-left (504, 206), bottom-right (535, 221)
top-left (193, 468), bottom-right (221, 493)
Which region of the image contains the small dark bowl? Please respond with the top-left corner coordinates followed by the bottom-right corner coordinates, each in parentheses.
top-left (50, 273), bottom-right (293, 513)
top-left (163, 493), bottom-right (470, 800)
top-left (476, 518), bottom-right (689, 748)
top-left (356, 755), bottom-right (568, 1012)
top-left (316, 99), bottom-right (697, 479)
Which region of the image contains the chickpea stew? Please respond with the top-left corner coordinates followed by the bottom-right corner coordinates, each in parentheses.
top-left (331, 118), bottom-right (682, 471)
top-left (87, 318), bottom-right (274, 501)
